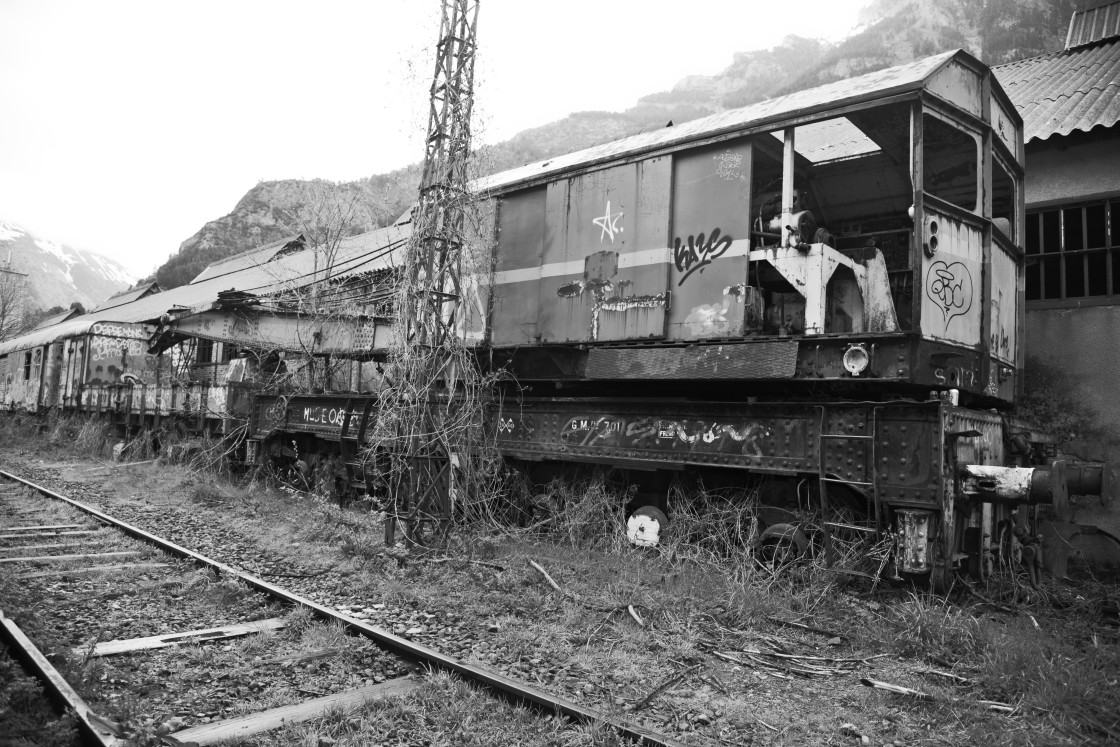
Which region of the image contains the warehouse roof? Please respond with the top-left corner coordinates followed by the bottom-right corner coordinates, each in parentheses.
top-left (91, 281), bottom-right (161, 312)
top-left (0, 224), bottom-right (408, 355)
top-left (993, 34), bottom-right (1120, 142)
top-left (1066, 1), bottom-right (1120, 49)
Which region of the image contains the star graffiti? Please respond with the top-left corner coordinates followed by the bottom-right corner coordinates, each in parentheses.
top-left (592, 200), bottom-right (625, 243)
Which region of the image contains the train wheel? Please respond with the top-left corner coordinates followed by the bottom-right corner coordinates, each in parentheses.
top-left (627, 505), bottom-right (668, 547)
top-left (757, 523), bottom-right (809, 567)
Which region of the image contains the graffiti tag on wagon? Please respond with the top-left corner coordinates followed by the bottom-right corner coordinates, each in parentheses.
top-left (89, 336), bottom-right (146, 361)
top-left (592, 201), bottom-right (625, 243)
top-left (90, 322), bottom-right (147, 339)
top-left (674, 228), bottom-right (733, 285)
top-left (559, 415), bottom-right (769, 456)
top-left (925, 260), bottom-right (973, 325)
top-left (294, 405), bottom-right (362, 430)
top-left (713, 149), bottom-right (747, 182)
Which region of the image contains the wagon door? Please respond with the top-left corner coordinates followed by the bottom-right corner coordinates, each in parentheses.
top-left (538, 157), bottom-right (672, 343)
top-left (666, 139), bottom-right (756, 340)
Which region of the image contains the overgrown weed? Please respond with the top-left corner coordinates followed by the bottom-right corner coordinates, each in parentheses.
top-left (881, 590), bottom-right (985, 662)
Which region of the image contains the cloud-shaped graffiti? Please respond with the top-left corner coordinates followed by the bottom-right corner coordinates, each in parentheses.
top-left (925, 261), bottom-right (973, 325)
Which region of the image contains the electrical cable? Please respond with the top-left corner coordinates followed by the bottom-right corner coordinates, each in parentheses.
top-left (231, 237), bottom-right (407, 296)
top-left (185, 234), bottom-right (408, 301)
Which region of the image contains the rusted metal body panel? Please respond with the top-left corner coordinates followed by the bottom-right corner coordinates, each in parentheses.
top-left (491, 188), bottom-right (545, 345)
top-left (8, 347), bottom-right (43, 412)
top-left (918, 204), bottom-right (984, 348)
top-left (495, 397), bottom-right (944, 493)
top-left (926, 58), bottom-right (984, 120)
top-left (989, 241), bottom-right (1019, 367)
top-left (250, 394), bottom-right (373, 440)
top-left (534, 159), bottom-right (672, 343)
top-left (668, 140), bottom-right (755, 340)
top-left (165, 310), bottom-right (393, 357)
top-left (82, 322), bottom-right (160, 385)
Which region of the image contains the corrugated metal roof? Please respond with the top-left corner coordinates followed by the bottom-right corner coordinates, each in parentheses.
top-left (91, 281), bottom-right (161, 312)
top-left (0, 319), bottom-right (103, 356)
top-left (191, 236), bottom-right (299, 282)
top-left (1067, 1), bottom-right (1120, 48)
top-left (993, 38), bottom-right (1120, 142)
top-left (31, 308), bottom-right (80, 330)
top-left (475, 50), bottom-right (962, 193)
top-left (0, 224), bottom-right (408, 355)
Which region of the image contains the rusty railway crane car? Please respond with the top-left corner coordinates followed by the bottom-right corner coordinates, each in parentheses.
top-left (471, 48), bottom-right (1109, 587)
top-left (218, 49), bottom-right (1107, 586)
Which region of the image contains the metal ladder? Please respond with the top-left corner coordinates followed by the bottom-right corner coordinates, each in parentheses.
top-left (817, 406), bottom-right (881, 566)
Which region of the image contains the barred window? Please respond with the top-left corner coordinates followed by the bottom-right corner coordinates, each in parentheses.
top-left (196, 338), bottom-right (214, 364)
top-left (1026, 199), bottom-right (1120, 303)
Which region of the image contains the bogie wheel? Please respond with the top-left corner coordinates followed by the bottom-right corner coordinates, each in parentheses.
top-left (757, 523), bottom-right (809, 567)
top-left (627, 505), bottom-right (669, 547)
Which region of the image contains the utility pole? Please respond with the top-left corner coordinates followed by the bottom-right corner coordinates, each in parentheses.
top-left (385, 0), bottom-right (480, 546)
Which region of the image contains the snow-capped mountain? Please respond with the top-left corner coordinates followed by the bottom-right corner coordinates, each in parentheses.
top-left (0, 221), bottom-right (135, 311)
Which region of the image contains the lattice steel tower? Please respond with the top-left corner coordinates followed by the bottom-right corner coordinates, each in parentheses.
top-left (386, 0), bottom-right (480, 545)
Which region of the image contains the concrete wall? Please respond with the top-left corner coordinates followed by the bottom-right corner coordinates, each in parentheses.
top-left (1026, 304), bottom-right (1120, 560)
top-left (1026, 129), bottom-right (1120, 207)
top-left (1027, 305), bottom-right (1120, 432)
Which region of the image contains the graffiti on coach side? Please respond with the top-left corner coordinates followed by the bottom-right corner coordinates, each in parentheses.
top-left (90, 322), bottom-right (148, 339)
top-left (293, 404), bottom-right (362, 431)
top-left (552, 414), bottom-right (770, 457)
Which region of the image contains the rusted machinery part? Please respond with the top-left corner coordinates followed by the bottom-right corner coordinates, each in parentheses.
top-left (0, 470), bottom-right (683, 747)
top-left (960, 460), bottom-right (1108, 508)
top-left (1020, 544), bottom-right (1042, 589)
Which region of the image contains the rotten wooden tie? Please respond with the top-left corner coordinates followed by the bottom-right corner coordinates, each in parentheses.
top-left (16, 562), bottom-right (169, 579)
top-left (0, 550), bottom-right (141, 564)
top-left (170, 677), bottom-right (420, 744)
top-left (74, 617), bottom-right (287, 657)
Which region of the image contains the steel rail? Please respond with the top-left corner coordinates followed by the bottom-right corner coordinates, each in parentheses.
top-left (0, 468), bottom-right (681, 747)
top-left (0, 609), bottom-right (123, 746)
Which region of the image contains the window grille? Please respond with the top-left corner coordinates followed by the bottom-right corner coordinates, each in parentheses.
top-left (1026, 199), bottom-right (1120, 304)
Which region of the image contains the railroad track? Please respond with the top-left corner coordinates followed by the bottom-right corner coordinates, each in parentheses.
top-left (0, 468), bottom-right (679, 747)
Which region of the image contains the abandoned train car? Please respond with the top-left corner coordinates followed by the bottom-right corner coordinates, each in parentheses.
top-left (199, 49), bottom-right (1110, 586)
top-left (475, 49), bottom-right (1110, 587)
top-left (0, 229), bottom-right (404, 437)
top-left (15, 48), bottom-right (1109, 587)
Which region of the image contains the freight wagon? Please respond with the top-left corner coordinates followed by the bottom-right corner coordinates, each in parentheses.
top-left (0, 231), bottom-right (402, 441)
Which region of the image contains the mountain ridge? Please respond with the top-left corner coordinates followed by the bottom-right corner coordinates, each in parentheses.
top-left (0, 220), bottom-right (135, 321)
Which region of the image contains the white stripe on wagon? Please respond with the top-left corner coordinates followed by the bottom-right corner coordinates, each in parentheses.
top-left (494, 240), bottom-right (751, 285)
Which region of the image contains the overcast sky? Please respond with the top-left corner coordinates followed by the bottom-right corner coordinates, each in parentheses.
top-left (0, 0), bottom-right (869, 277)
